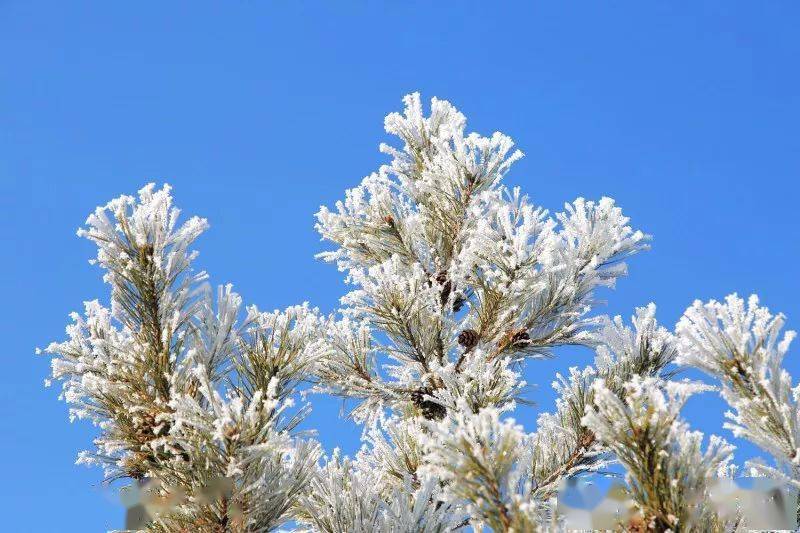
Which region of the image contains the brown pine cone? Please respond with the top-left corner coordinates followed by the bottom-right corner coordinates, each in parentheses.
top-left (410, 387), bottom-right (446, 420)
top-left (452, 294), bottom-right (466, 312)
top-left (434, 271), bottom-right (450, 302)
top-left (440, 282), bottom-right (453, 307)
top-left (498, 328), bottom-right (532, 352)
top-left (510, 329), bottom-right (530, 348)
top-left (435, 271), bottom-right (466, 311)
top-left (457, 329), bottom-right (480, 350)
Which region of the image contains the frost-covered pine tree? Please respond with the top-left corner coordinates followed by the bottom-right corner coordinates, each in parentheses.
top-left (43, 94), bottom-right (799, 532)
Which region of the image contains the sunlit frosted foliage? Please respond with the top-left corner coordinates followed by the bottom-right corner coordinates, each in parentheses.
top-left (307, 93), bottom-right (664, 531)
top-left (296, 449), bottom-right (464, 533)
top-left (47, 184), bottom-right (212, 479)
top-left (677, 294), bottom-right (800, 487)
top-left (583, 377), bottom-right (735, 531)
top-left (313, 93), bottom-right (649, 422)
top-left (42, 95), bottom-right (800, 531)
top-left (150, 371), bottom-right (320, 532)
top-left (527, 304), bottom-right (677, 500)
top-left (421, 405), bottom-right (545, 531)
top-left (44, 184), bottom-right (321, 531)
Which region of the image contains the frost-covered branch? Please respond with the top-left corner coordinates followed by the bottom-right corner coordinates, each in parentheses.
top-left (677, 294), bottom-right (800, 487)
top-left (46, 184), bottom-right (211, 479)
top-left (528, 304), bottom-right (677, 500)
top-left (583, 377), bottom-right (735, 531)
top-left (422, 406), bottom-right (545, 531)
top-left (296, 448), bottom-right (464, 533)
top-left (43, 184), bottom-right (321, 531)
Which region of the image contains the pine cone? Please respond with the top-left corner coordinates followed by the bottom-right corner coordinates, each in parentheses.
top-left (457, 329), bottom-right (480, 350)
top-left (434, 271), bottom-right (465, 311)
top-left (452, 294), bottom-right (466, 313)
top-left (130, 408), bottom-right (189, 463)
top-left (132, 411), bottom-right (159, 443)
top-left (498, 328), bottom-right (531, 352)
top-left (434, 272), bottom-right (452, 306)
top-left (510, 329), bottom-right (530, 348)
top-left (410, 387), bottom-right (446, 420)
top-left (121, 452), bottom-right (150, 480)
top-left (441, 285), bottom-right (453, 307)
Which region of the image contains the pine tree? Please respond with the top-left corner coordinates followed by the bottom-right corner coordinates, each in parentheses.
top-left (43, 95), bottom-right (799, 531)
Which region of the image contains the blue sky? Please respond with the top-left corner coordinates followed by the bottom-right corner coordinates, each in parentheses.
top-left (3, 1), bottom-right (799, 530)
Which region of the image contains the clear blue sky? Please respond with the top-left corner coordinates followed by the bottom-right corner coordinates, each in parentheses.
top-left (3, 2), bottom-right (799, 530)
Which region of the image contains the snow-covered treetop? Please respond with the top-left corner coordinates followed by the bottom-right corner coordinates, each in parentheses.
top-left (313, 92), bottom-right (650, 424)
